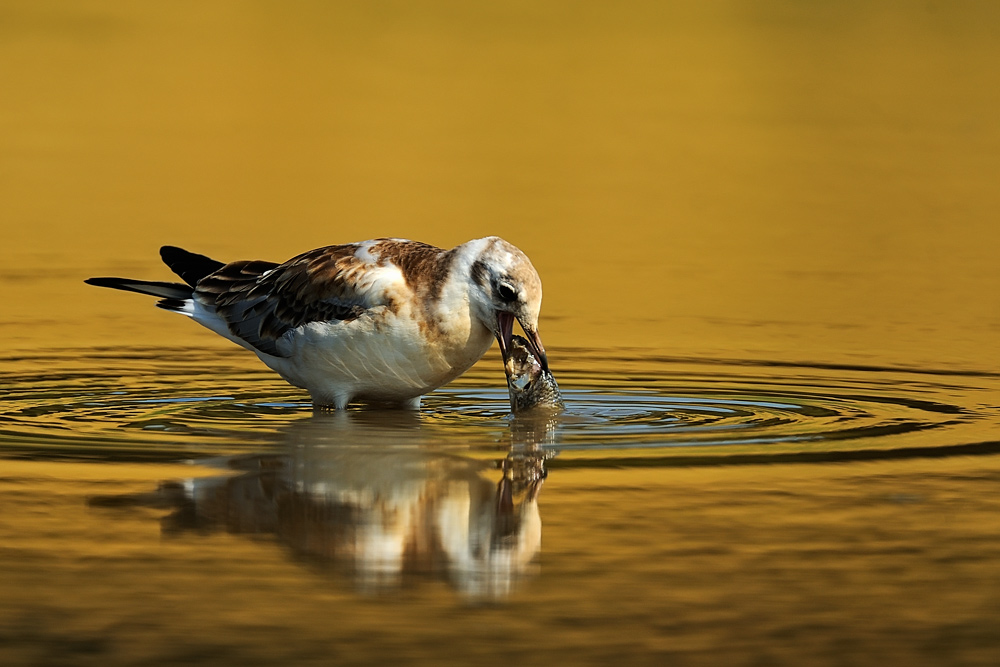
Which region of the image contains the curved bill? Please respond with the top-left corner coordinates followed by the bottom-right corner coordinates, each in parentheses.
top-left (495, 312), bottom-right (548, 371)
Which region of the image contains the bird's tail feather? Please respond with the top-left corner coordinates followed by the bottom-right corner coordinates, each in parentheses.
top-left (84, 277), bottom-right (194, 302)
top-left (86, 245), bottom-right (224, 314)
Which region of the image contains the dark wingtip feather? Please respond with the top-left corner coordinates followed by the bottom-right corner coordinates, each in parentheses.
top-left (160, 246), bottom-right (226, 287)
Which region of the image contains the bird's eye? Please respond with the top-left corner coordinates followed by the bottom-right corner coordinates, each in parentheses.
top-left (496, 283), bottom-right (518, 302)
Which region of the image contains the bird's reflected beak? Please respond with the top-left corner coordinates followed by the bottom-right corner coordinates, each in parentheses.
top-left (495, 312), bottom-right (548, 371)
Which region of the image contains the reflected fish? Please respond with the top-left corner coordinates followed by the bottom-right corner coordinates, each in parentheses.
top-left (505, 335), bottom-right (564, 413)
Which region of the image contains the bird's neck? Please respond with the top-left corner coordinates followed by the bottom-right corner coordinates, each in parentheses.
top-left (423, 240), bottom-right (494, 364)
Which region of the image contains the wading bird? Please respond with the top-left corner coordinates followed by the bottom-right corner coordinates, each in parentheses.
top-left (86, 237), bottom-right (547, 409)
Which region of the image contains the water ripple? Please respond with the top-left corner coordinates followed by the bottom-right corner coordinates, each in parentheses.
top-left (1, 346), bottom-right (998, 464)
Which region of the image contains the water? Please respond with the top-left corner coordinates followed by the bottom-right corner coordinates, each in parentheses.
top-left (4, 1), bottom-right (1000, 665)
top-left (4, 348), bottom-right (1000, 462)
top-left (3, 348), bottom-right (1000, 664)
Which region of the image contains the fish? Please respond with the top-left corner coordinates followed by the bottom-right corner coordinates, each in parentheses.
top-left (504, 335), bottom-right (564, 413)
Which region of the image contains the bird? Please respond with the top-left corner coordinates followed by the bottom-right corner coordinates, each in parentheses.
top-left (85, 237), bottom-right (548, 410)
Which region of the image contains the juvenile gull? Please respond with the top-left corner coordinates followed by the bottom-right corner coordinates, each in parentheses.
top-left (86, 237), bottom-right (547, 409)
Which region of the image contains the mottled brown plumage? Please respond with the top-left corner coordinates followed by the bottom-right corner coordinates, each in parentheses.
top-left (193, 246), bottom-right (374, 356)
top-left (187, 240), bottom-right (461, 357)
top-left (368, 239), bottom-right (455, 299)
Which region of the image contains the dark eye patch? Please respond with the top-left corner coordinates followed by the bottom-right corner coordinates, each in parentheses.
top-left (496, 283), bottom-right (517, 302)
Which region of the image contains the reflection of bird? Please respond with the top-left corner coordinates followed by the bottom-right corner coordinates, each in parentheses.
top-left (86, 237), bottom-right (548, 408)
top-left (89, 410), bottom-right (550, 599)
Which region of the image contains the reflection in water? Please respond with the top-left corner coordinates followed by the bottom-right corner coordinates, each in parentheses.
top-left (91, 412), bottom-right (557, 599)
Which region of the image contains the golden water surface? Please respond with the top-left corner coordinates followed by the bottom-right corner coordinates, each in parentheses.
top-left (2, 2), bottom-right (1000, 666)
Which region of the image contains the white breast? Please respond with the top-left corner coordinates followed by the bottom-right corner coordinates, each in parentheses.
top-left (258, 304), bottom-right (493, 408)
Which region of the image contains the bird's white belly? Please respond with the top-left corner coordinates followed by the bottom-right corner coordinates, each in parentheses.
top-left (259, 310), bottom-right (493, 408)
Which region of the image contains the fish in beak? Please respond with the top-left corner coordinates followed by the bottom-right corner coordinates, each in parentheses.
top-left (496, 311), bottom-right (548, 371)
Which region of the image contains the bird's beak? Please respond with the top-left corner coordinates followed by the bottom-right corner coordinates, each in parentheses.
top-left (521, 323), bottom-right (549, 371)
top-left (496, 311), bottom-right (548, 371)
top-left (495, 311), bottom-right (515, 361)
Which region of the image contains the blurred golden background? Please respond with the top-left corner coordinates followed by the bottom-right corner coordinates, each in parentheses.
top-left (3, 1), bottom-right (999, 368)
top-left (4, 6), bottom-right (1000, 665)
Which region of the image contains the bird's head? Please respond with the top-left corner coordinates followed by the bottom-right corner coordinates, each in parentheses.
top-left (467, 237), bottom-right (547, 371)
